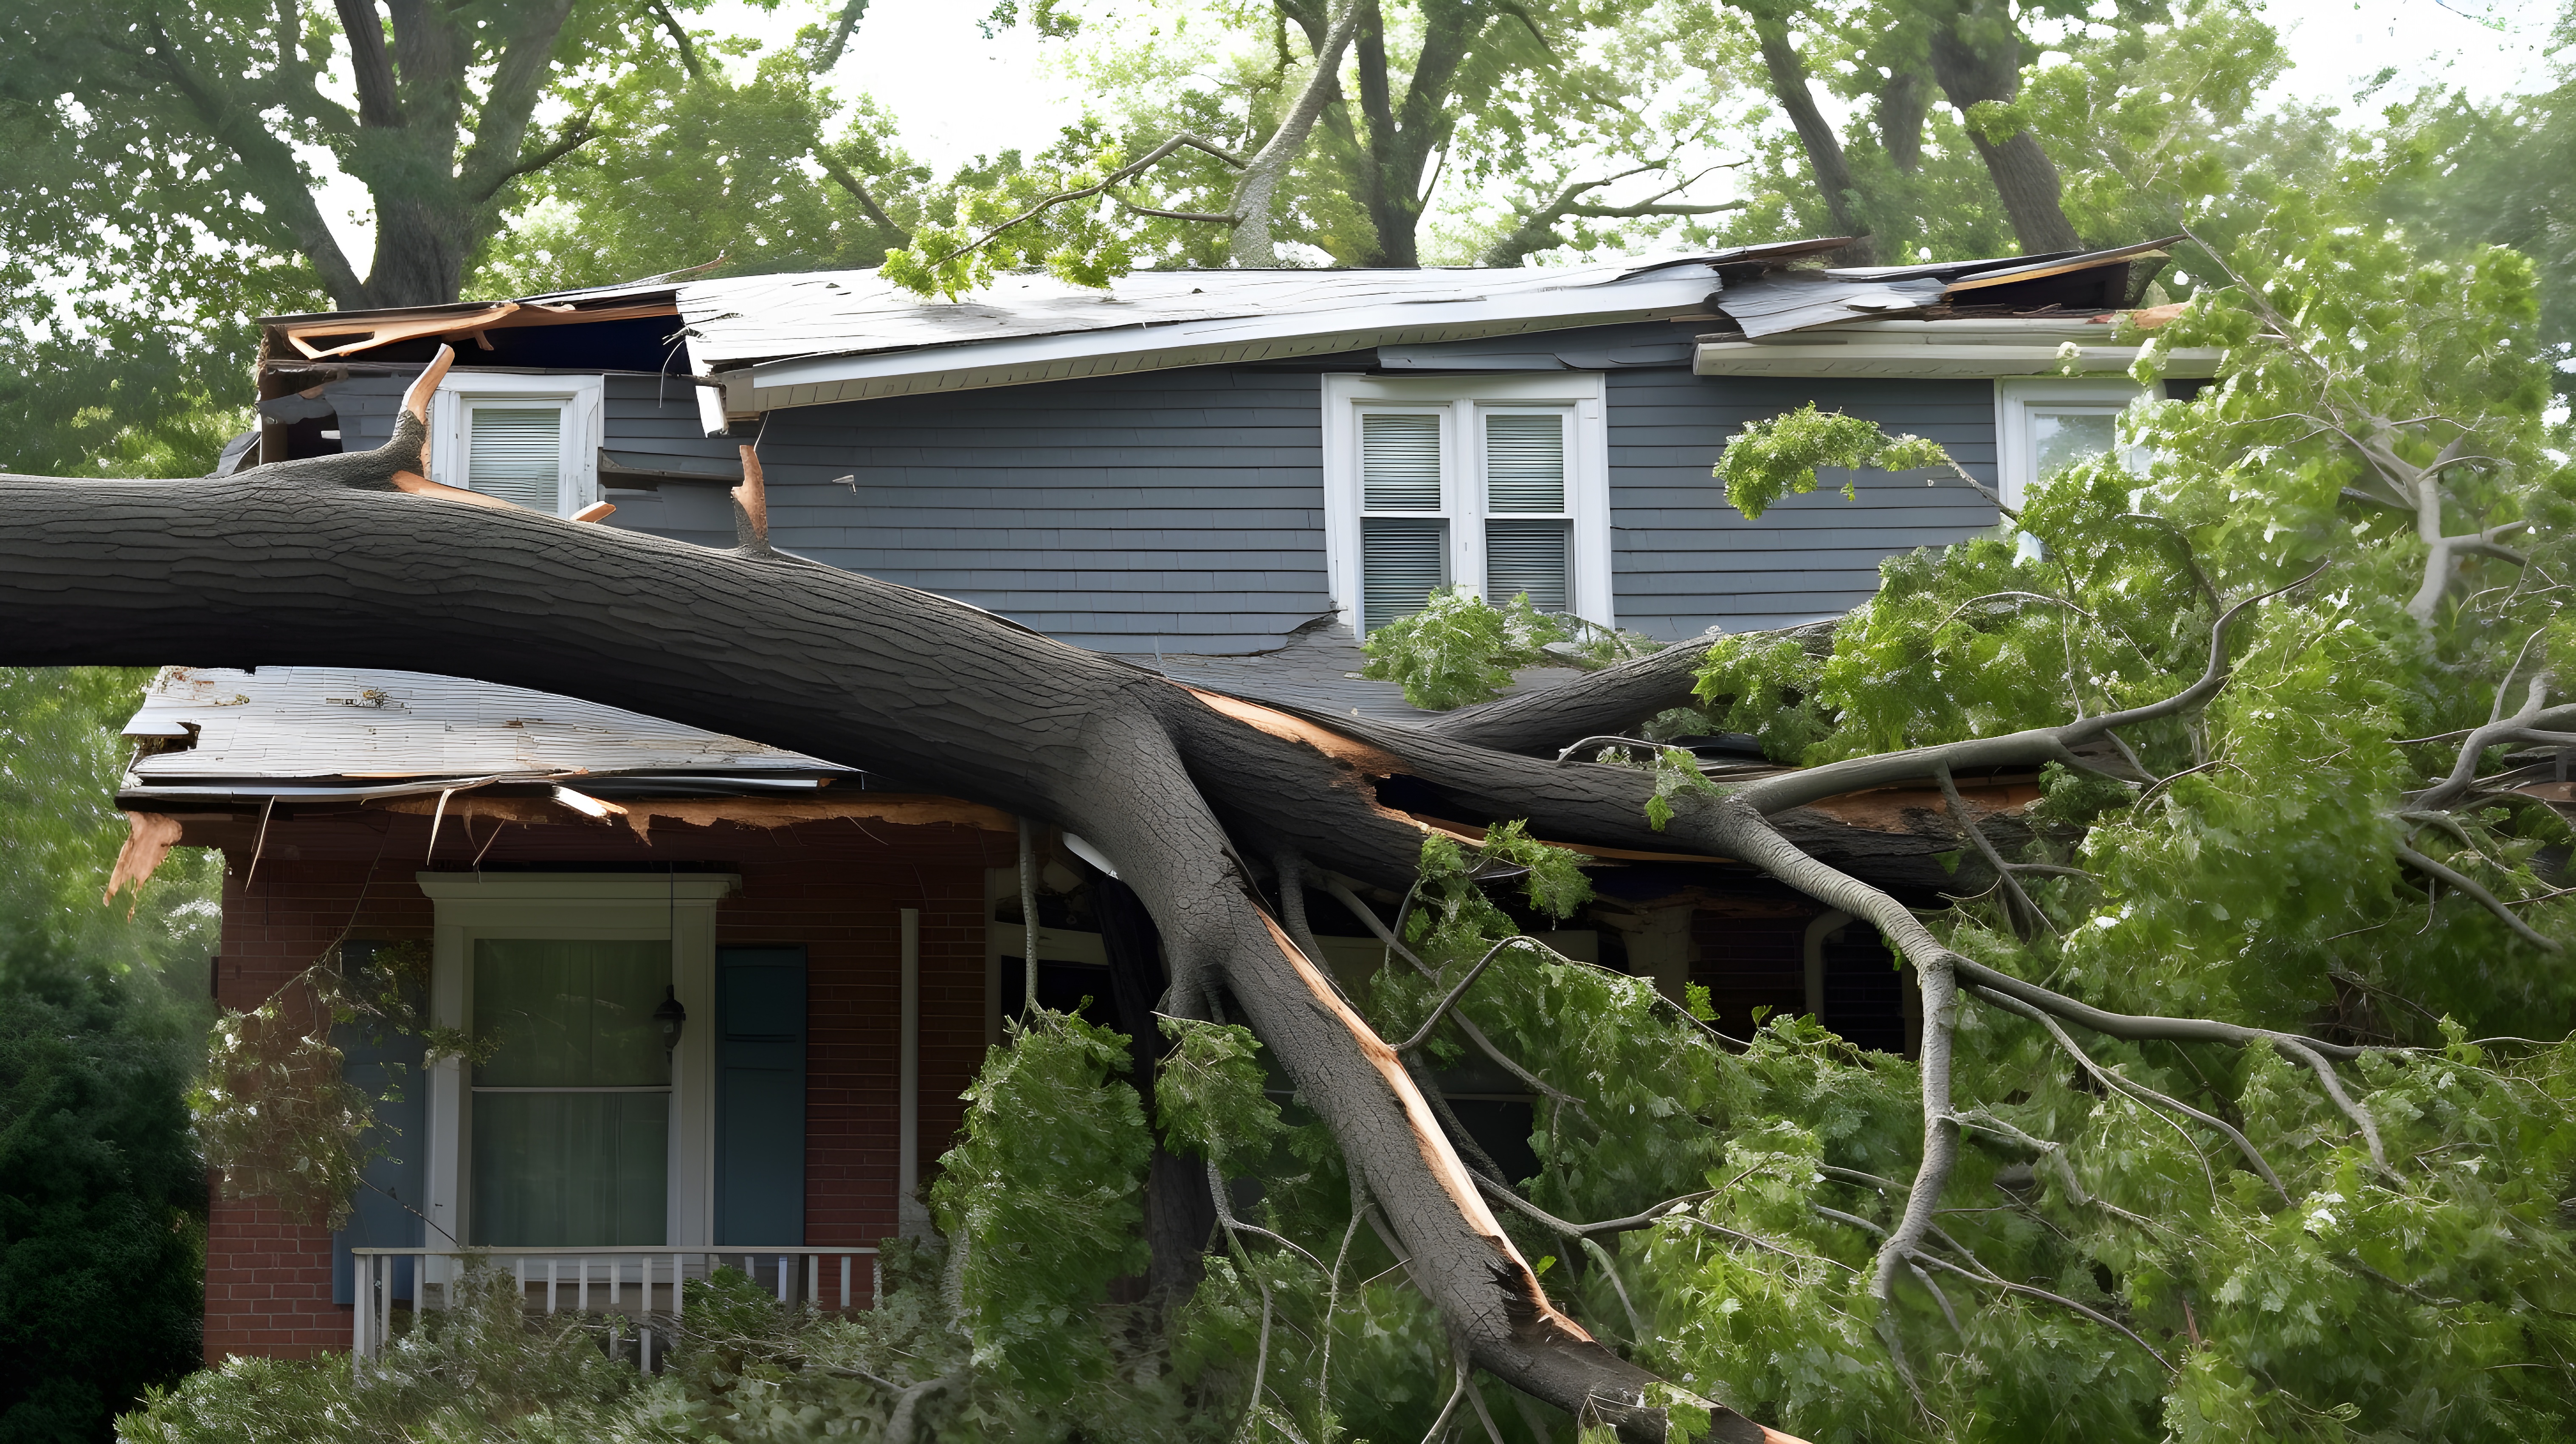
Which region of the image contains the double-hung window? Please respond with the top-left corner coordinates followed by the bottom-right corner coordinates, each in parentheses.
top-left (1994, 377), bottom-right (2158, 509)
top-left (428, 372), bottom-right (605, 516)
top-left (470, 939), bottom-right (672, 1246)
top-left (1325, 375), bottom-right (1611, 634)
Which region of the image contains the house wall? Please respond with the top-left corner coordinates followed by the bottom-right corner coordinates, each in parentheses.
top-left (196, 806), bottom-right (1011, 1363)
top-left (321, 341), bottom-right (2003, 651)
top-left (1607, 372), bottom-right (2002, 637)
top-left (749, 368), bottom-right (1337, 654)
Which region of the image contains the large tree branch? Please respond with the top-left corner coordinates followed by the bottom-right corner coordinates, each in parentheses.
top-left (331, 0), bottom-right (402, 127)
top-left (1230, 0), bottom-right (1362, 266)
top-left (816, 152), bottom-right (913, 245)
top-left (453, 0), bottom-right (579, 203)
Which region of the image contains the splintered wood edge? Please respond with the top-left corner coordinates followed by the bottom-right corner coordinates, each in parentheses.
top-left (391, 471), bottom-right (519, 510)
top-left (402, 345), bottom-right (455, 426)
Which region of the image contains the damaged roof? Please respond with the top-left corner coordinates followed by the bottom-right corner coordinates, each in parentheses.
top-left (118, 666), bottom-right (853, 805)
top-left (254, 236), bottom-right (2185, 416)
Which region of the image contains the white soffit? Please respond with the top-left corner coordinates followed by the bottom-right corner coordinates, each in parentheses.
top-left (120, 666), bottom-right (847, 784)
top-left (1694, 319), bottom-right (2221, 379)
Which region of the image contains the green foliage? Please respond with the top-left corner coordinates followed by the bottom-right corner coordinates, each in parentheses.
top-left (189, 937), bottom-right (476, 1231)
top-left (474, 50), bottom-right (926, 298)
top-left (931, 1007), bottom-right (1153, 1399)
top-left (1360, 587), bottom-right (1573, 711)
top-left (0, 669), bottom-right (216, 1440)
top-left (0, 974), bottom-right (207, 1443)
top-left (1713, 403), bottom-right (1955, 522)
top-left (1154, 1017), bottom-right (1285, 1173)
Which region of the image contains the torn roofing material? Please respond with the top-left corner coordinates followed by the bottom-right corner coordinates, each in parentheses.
top-left (250, 234), bottom-right (2178, 415)
top-left (118, 666), bottom-right (851, 804)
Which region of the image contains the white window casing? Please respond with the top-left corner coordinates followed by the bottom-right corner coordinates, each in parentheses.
top-left (427, 371), bottom-right (605, 517)
top-left (1993, 376), bottom-right (2159, 510)
top-left (416, 871), bottom-right (738, 1254)
top-left (1321, 373), bottom-right (1612, 633)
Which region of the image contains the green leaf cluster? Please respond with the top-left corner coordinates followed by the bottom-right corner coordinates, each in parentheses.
top-left (932, 1007), bottom-right (1154, 1399)
top-left (1360, 587), bottom-right (1574, 711)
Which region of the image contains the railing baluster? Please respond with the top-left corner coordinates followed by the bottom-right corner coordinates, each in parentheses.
top-left (777, 1256), bottom-right (789, 1304)
top-left (546, 1258), bottom-right (558, 1314)
top-left (806, 1252), bottom-right (818, 1308)
top-left (841, 1254), bottom-right (851, 1310)
top-left (381, 1252), bottom-right (394, 1350)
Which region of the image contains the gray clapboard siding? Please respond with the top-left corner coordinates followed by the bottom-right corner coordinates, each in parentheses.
top-left (1607, 371), bottom-right (1999, 637)
top-left (746, 368), bottom-right (1332, 652)
top-left (320, 352), bottom-right (2001, 655)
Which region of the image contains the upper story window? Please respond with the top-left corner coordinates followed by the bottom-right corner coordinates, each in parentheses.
top-left (427, 371), bottom-right (605, 516)
top-left (1994, 377), bottom-right (2158, 509)
top-left (1324, 374), bottom-right (1611, 634)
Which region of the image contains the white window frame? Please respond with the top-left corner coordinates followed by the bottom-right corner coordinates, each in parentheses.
top-left (428, 371), bottom-right (605, 516)
top-left (416, 871), bottom-right (738, 1254)
top-left (1322, 373), bottom-right (1613, 632)
top-left (1993, 376), bottom-right (2159, 510)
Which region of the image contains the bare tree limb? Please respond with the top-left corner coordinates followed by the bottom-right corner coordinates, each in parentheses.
top-left (2395, 844), bottom-right (2563, 953)
top-left (1230, 0), bottom-right (1363, 265)
top-left (815, 151), bottom-right (914, 245)
top-left (643, 0), bottom-right (703, 79)
top-left (1967, 985), bottom-right (2290, 1203)
top-left (811, 0), bottom-right (870, 72)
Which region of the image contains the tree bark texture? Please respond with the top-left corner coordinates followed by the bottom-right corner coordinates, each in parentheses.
top-left (1751, 14), bottom-right (1877, 264)
top-left (1922, 0), bottom-right (2081, 254)
top-left (0, 394), bottom-right (1979, 1438)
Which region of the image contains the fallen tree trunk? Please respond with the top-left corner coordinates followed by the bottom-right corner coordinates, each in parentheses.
top-left (0, 358), bottom-right (1984, 1441)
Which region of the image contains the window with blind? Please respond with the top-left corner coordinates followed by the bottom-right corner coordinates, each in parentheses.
top-left (464, 402), bottom-right (566, 513)
top-left (426, 373), bottom-right (601, 516)
top-left (1350, 402), bottom-right (1582, 632)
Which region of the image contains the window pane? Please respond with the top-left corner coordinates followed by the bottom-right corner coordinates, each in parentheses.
top-left (1485, 519), bottom-right (1569, 614)
top-left (474, 939), bottom-right (671, 1089)
top-left (2031, 411), bottom-right (2119, 486)
top-left (1362, 413), bottom-right (1442, 510)
top-left (1484, 414), bottom-right (1565, 513)
top-left (1363, 517), bottom-right (1447, 631)
top-left (467, 404), bottom-right (563, 513)
top-left (471, 1091), bottom-right (667, 1246)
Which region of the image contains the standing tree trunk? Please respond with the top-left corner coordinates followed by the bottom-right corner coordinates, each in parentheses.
top-left (1746, 9), bottom-right (1877, 263)
top-left (1922, 0), bottom-right (2081, 254)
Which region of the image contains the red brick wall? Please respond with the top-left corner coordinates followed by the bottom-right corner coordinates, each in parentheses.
top-left (195, 806), bottom-right (1011, 1362)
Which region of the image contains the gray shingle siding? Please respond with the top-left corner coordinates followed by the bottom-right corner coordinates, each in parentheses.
top-left (317, 349), bottom-right (2000, 653)
top-left (742, 369), bottom-right (1333, 653)
top-left (1607, 371), bottom-right (1999, 638)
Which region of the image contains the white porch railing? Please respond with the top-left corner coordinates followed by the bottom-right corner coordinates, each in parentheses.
top-left (350, 1246), bottom-right (881, 1367)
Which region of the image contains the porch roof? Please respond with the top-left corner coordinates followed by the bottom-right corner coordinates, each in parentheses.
top-left (116, 665), bottom-right (853, 806)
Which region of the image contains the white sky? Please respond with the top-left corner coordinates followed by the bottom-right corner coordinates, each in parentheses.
top-left (288, 0), bottom-right (2576, 275)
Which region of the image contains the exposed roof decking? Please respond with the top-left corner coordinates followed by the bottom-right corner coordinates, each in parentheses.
top-left (120, 667), bottom-right (849, 801)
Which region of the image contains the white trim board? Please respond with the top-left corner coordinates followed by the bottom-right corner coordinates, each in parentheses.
top-left (427, 369), bottom-right (605, 515)
top-left (1993, 376), bottom-right (2158, 509)
top-left (417, 871), bottom-right (738, 1252)
top-left (1319, 372), bottom-right (1613, 632)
